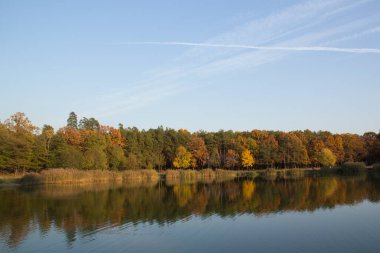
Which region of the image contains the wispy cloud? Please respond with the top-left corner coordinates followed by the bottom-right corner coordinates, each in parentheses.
top-left (118, 41), bottom-right (380, 54)
top-left (324, 26), bottom-right (380, 45)
top-left (90, 0), bottom-right (380, 118)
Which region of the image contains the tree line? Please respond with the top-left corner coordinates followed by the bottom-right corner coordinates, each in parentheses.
top-left (0, 112), bottom-right (379, 172)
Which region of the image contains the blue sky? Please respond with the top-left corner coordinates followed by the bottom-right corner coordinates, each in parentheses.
top-left (1, 0), bottom-right (379, 134)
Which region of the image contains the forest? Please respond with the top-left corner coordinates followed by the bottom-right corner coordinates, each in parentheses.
top-left (0, 112), bottom-right (379, 172)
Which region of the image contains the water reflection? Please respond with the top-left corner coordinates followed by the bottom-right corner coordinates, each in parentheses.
top-left (1, 174), bottom-right (380, 250)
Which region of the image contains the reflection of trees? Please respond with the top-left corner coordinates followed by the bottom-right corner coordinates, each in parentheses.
top-left (242, 181), bottom-right (255, 200)
top-left (0, 188), bottom-right (33, 248)
top-left (173, 184), bottom-right (195, 207)
top-left (1, 175), bottom-right (380, 248)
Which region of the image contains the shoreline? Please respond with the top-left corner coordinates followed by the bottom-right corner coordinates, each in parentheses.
top-left (1, 164), bottom-right (378, 187)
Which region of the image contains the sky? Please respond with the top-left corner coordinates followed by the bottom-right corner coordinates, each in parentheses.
top-left (1, 0), bottom-right (379, 134)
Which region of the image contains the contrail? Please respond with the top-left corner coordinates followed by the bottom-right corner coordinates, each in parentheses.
top-left (118, 41), bottom-right (380, 54)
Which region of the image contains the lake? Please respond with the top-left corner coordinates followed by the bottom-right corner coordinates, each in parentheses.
top-left (1, 173), bottom-right (380, 253)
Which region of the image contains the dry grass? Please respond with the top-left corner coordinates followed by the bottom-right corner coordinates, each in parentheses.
top-left (19, 168), bottom-right (248, 186)
top-left (257, 168), bottom-right (306, 180)
top-left (122, 169), bottom-right (159, 183)
top-left (261, 168), bottom-right (278, 180)
top-left (21, 168), bottom-right (159, 185)
top-left (287, 168), bottom-right (305, 178)
top-left (0, 172), bottom-right (24, 184)
top-left (215, 169), bottom-right (238, 179)
top-left (165, 169), bottom-right (240, 185)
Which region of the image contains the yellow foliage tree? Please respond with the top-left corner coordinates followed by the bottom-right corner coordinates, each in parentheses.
top-left (173, 146), bottom-right (193, 169)
top-left (317, 148), bottom-right (337, 167)
top-left (241, 149), bottom-right (254, 168)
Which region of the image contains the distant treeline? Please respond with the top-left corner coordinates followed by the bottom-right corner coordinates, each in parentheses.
top-left (0, 112), bottom-right (379, 172)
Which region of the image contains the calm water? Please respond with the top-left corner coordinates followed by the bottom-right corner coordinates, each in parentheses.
top-left (1, 174), bottom-right (380, 253)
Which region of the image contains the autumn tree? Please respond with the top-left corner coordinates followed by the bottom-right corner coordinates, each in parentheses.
top-left (341, 134), bottom-right (367, 162)
top-left (363, 132), bottom-right (380, 164)
top-left (290, 133), bottom-right (309, 167)
top-left (277, 132), bottom-right (309, 168)
top-left (317, 132), bottom-right (345, 164)
top-left (241, 149), bottom-right (254, 169)
top-left (224, 149), bottom-right (239, 169)
top-left (101, 126), bottom-right (127, 170)
top-left (208, 148), bottom-right (221, 168)
top-left (317, 148), bottom-right (337, 167)
top-left (187, 135), bottom-right (209, 168)
top-left (173, 146), bottom-right (193, 169)
top-left (4, 112), bottom-right (38, 135)
top-left (59, 127), bottom-right (83, 147)
top-left (332, 135), bottom-right (345, 164)
top-left (308, 138), bottom-right (325, 166)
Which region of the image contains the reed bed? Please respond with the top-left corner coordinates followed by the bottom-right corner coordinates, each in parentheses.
top-left (19, 167), bottom-right (318, 186)
top-left (21, 168), bottom-right (238, 186)
top-left (287, 168), bottom-right (305, 178)
top-left (21, 168), bottom-right (159, 185)
top-left (0, 172), bottom-right (24, 184)
top-left (164, 169), bottom-right (240, 185)
top-left (215, 169), bottom-right (239, 179)
top-left (258, 168), bottom-right (306, 180)
top-left (122, 169), bottom-right (159, 183)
